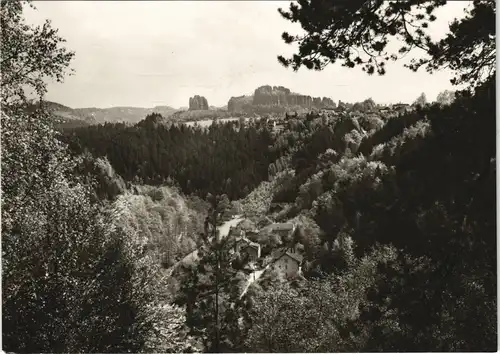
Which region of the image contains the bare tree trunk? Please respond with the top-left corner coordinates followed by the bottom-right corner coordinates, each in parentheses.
top-left (213, 209), bottom-right (220, 352)
top-left (215, 254), bottom-right (220, 352)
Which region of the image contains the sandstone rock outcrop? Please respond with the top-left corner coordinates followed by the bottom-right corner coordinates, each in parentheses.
top-left (252, 85), bottom-right (335, 109)
top-left (227, 85), bottom-right (335, 114)
top-left (228, 95), bottom-right (253, 113)
top-left (321, 97), bottom-right (335, 107)
top-left (189, 95), bottom-right (209, 110)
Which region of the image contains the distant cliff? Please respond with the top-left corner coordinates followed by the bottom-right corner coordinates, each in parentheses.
top-left (227, 95), bottom-right (253, 113)
top-left (227, 85), bottom-right (335, 114)
top-left (189, 95), bottom-right (209, 110)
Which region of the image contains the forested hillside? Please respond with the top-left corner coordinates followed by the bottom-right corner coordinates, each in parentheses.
top-left (63, 118), bottom-right (281, 200)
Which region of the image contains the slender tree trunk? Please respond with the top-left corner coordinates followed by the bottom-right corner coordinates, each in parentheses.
top-left (215, 254), bottom-right (220, 352)
top-left (213, 209), bottom-right (220, 353)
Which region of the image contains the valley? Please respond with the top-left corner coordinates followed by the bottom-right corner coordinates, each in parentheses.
top-left (3, 1), bottom-right (495, 353)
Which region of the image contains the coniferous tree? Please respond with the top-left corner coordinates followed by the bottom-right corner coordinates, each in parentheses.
top-left (176, 194), bottom-right (249, 352)
top-left (277, 0), bottom-right (495, 88)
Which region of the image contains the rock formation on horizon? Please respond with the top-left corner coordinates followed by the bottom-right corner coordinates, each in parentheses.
top-left (189, 95), bottom-right (209, 110)
top-left (227, 85), bottom-right (336, 114)
top-left (228, 95), bottom-right (253, 113)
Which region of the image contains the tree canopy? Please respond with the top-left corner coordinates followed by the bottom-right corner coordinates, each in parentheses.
top-left (277, 0), bottom-right (495, 87)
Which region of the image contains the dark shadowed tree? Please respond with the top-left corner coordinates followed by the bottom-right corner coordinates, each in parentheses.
top-left (1, 2), bottom-right (172, 352)
top-left (176, 194), bottom-right (249, 352)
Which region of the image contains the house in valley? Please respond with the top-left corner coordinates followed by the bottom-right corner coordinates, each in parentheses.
top-left (273, 123), bottom-right (286, 132)
top-left (229, 219), bottom-right (257, 239)
top-left (271, 247), bottom-right (303, 278)
top-left (268, 222), bottom-right (296, 239)
top-left (240, 242), bottom-right (261, 262)
top-left (234, 236), bottom-right (261, 261)
top-left (237, 219), bottom-right (256, 232)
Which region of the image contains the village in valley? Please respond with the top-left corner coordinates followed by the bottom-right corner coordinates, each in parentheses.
top-left (169, 213), bottom-right (306, 300)
top-left (230, 220), bottom-right (303, 279)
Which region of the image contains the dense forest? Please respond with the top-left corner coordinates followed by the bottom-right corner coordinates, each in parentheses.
top-left (1, 0), bottom-right (496, 353)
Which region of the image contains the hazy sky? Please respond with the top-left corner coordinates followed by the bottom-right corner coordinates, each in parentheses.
top-left (25, 1), bottom-right (470, 109)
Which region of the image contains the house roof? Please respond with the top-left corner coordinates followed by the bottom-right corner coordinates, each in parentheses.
top-left (270, 248), bottom-right (284, 259)
top-left (241, 241), bottom-right (260, 251)
top-left (236, 237), bottom-right (260, 249)
top-left (271, 248), bottom-right (303, 264)
top-left (283, 251), bottom-right (303, 263)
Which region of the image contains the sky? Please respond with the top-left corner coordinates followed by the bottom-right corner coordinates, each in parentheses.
top-left (24, 1), bottom-right (471, 109)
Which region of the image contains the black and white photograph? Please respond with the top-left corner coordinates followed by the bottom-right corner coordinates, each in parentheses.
top-left (1, 0), bottom-right (496, 352)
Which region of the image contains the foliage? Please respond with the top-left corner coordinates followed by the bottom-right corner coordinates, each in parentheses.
top-left (1, 109), bottom-right (164, 352)
top-left (76, 153), bottom-right (127, 201)
top-left (359, 245), bottom-right (496, 351)
top-left (144, 302), bottom-right (202, 353)
top-left (435, 89), bottom-right (456, 106)
top-left (240, 170), bottom-right (290, 216)
top-left (277, 0), bottom-right (495, 87)
top-left (112, 185), bottom-right (206, 268)
top-left (414, 0), bottom-right (496, 86)
top-left (1, 3), bottom-right (192, 352)
top-left (63, 118), bottom-right (279, 200)
top-left (413, 92), bottom-right (428, 107)
top-left (358, 111), bottom-right (422, 156)
top-left (289, 216), bottom-right (323, 260)
top-left (267, 78), bottom-right (496, 351)
top-left (175, 195), bottom-right (250, 352)
top-left (0, 0), bottom-right (74, 107)
top-left (352, 97), bottom-right (376, 112)
top-left (358, 114), bottom-right (384, 133)
top-left (244, 243), bottom-right (399, 352)
top-left (369, 119), bottom-right (432, 164)
top-left (3, 0), bottom-right (496, 351)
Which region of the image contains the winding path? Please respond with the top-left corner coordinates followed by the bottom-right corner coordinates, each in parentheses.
top-left (240, 264), bottom-right (270, 298)
top-left (173, 215), bottom-right (244, 269)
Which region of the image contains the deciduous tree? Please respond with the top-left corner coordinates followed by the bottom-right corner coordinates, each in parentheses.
top-left (1, 0), bottom-right (74, 108)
